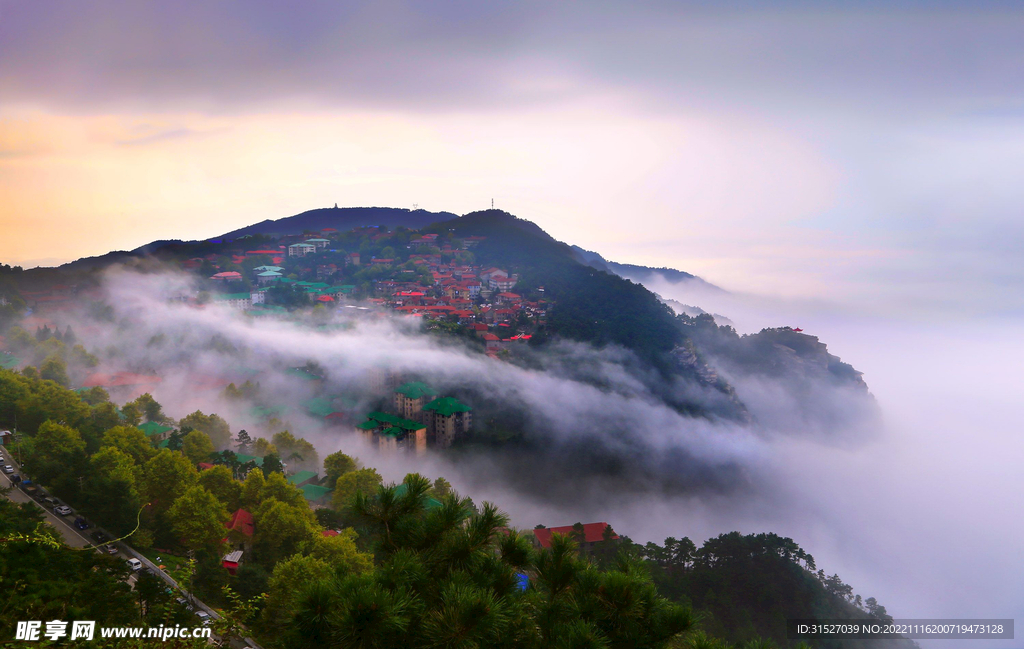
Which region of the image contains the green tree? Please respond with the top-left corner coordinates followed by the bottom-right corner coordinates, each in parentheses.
top-left (39, 355), bottom-right (70, 386)
top-left (121, 402), bottom-right (142, 427)
top-left (263, 554), bottom-right (332, 624)
top-left (262, 471), bottom-right (307, 509)
top-left (281, 479), bottom-right (695, 649)
top-left (26, 420), bottom-right (88, 496)
top-left (301, 528), bottom-right (372, 574)
top-left (253, 437), bottom-right (277, 457)
top-left (323, 450), bottom-right (358, 484)
top-left (241, 468), bottom-right (267, 509)
top-left (431, 476), bottom-right (453, 499)
top-left (81, 385), bottom-right (109, 406)
top-left (235, 428), bottom-right (253, 453)
top-left (16, 378), bottom-right (91, 432)
top-left (131, 392), bottom-right (165, 423)
top-left (83, 446), bottom-right (146, 535)
top-left (0, 368), bottom-right (30, 425)
top-left (167, 485), bottom-right (231, 552)
top-left (101, 425), bottom-right (157, 465)
top-left (0, 498), bottom-right (142, 631)
top-left (179, 410), bottom-right (232, 447)
top-left (142, 449), bottom-right (199, 515)
top-left (262, 453), bottom-right (284, 475)
top-left (181, 429), bottom-right (215, 465)
top-left (253, 499), bottom-right (319, 565)
top-left (331, 467), bottom-right (382, 512)
top-left (272, 430), bottom-right (319, 470)
top-left (198, 464), bottom-right (243, 511)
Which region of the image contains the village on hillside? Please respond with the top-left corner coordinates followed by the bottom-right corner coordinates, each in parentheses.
top-left (0, 223), bottom-right (561, 520)
top-left (9, 223), bottom-right (548, 360)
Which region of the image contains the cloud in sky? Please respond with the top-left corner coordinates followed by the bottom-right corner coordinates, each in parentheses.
top-left (1, 0), bottom-right (1022, 314)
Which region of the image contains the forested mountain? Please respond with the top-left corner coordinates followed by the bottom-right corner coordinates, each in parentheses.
top-left (219, 206), bottom-right (455, 239)
top-left (0, 207), bottom-right (898, 648)
top-left (571, 244), bottom-right (723, 290)
top-left (428, 210), bottom-right (686, 364)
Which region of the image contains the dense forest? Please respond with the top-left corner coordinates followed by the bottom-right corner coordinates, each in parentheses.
top-left (0, 363), bottom-right (906, 648)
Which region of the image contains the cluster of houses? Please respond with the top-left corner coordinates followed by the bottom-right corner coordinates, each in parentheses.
top-left (355, 381), bottom-right (472, 455)
top-left (190, 225), bottom-right (548, 357)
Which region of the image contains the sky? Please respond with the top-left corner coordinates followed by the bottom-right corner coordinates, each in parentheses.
top-left (1, 1), bottom-right (1023, 315)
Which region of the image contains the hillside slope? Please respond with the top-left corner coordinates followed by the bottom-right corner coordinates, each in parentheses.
top-left (219, 206), bottom-right (455, 239)
top-left (571, 245), bottom-right (723, 291)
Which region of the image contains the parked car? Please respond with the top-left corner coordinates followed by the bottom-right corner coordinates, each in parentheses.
top-left (55, 505), bottom-right (73, 516)
top-left (73, 517), bottom-right (90, 530)
top-left (42, 496), bottom-right (57, 506)
top-left (105, 544), bottom-right (118, 555)
top-left (194, 610), bottom-right (211, 626)
top-left (2, 465), bottom-right (12, 474)
top-left (10, 474), bottom-right (21, 484)
top-left (91, 531), bottom-right (110, 544)
top-left (126, 558), bottom-right (143, 571)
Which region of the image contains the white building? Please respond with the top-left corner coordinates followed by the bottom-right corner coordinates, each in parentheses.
top-left (288, 243), bottom-right (316, 257)
top-left (213, 293), bottom-right (252, 310)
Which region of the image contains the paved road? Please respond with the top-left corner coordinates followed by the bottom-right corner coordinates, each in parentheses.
top-left (1, 453), bottom-right (263, 648)
top-left (0, 456), bottom-right (97, 550)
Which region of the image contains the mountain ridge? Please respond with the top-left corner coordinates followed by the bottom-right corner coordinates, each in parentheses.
top-left (218, 206), bottom-right (457, 239)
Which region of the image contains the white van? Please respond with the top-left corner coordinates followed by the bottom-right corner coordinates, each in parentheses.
top-left (126, 558), bottom-right (143, 571)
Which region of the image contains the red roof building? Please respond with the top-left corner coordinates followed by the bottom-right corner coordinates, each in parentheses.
top-left (225, 508), bottom-right (255, 538)
top-left (82, 372), bottom-right (162, 388)
top-left (532, 522), bottom-right (618, 552)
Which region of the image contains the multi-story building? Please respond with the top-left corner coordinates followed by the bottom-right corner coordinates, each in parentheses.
top-left (288, 242), bottom-right (316, 257)
top-left (393, 381), bottom-right (437, 420)
top-left (423, 397), bottom-right (472, 448)
top-left (355, 411), bottom-right (427, 455)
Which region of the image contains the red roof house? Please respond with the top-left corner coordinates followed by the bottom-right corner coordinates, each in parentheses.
top-left (225, 508), bottom-right (255, 538)
top-left (532, 522), bottom-right (618, 549)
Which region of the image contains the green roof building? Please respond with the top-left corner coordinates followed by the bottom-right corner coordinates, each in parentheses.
top-left (286, 367), bottom-right (323, 382)
top-left (287, 470), bottom-right (318, 487)
top-left (393, 382), bottom-right (436, 419)
top-left (300, 483), bottom-right (333, 506)
top-left (302, 397), bottom-right (337, 419)
top-left (249, 404), bottom-right (289, 420)
top-left (356, 411), bottom-right (427, 456)
top-left (423, 397), bottom-right (472, 449)
top-left (394, 382), bottom-right (436, 400)
top-left (138, 421), bottom-right (174, 441)
top-left (423, 397), bottom-right (472, 417)
top-left (234, 453), bottom-right (265, 468)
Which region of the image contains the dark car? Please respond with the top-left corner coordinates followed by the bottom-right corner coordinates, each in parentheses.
top-left (73, 517), bottom-right (90, 530)
top-left (91, 531), bottom-right (111, 544)
top-left (10, 474), bottom-right (20, 484)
